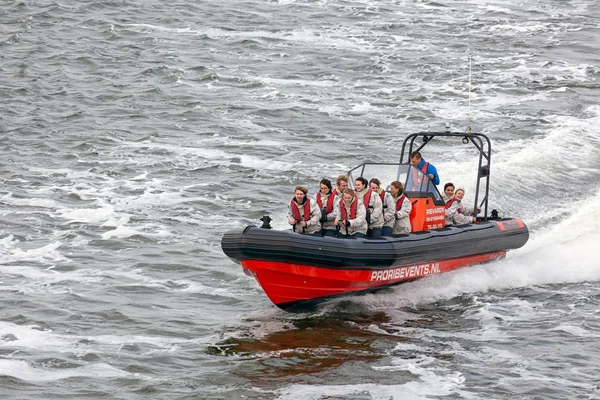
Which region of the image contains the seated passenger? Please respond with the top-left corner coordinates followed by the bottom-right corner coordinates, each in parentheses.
top-left (334, 188), bottom-right (367, 238)
top-left (409, 151), bottom-right (440, 186)
top-left (445, 188), bottom-right (479, 226)
top-left (390, 181), bottom-right (412, 234)
top-left (334, 175), bottom-right (349, 197)
top-left (369, 178), bottom-right (395, 237)
top-left (288, 186), bottom-right (322, 235)
top-left (354, 177), bottom-right (383, 238)
top-left (314, 178), bottom-right (337, 237)
top-left (442, 182), bottom-right (455, 203)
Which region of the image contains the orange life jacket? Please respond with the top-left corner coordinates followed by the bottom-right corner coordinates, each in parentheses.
top-left (339, 196), bottom-right (358, 220)
top-left (316, 191), bottom-right (336, 214)
top-left (290, 198), bottom-right (311, 222)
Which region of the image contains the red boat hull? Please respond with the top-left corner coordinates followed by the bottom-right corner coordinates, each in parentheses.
top-left (242, 251), bottom-right (506, 309)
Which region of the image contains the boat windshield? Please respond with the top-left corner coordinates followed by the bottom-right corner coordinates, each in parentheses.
top-left (347, 163), bottom-right (442, 201)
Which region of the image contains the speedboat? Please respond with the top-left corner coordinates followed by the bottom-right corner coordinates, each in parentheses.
top-left (221, 131), bottom-right (529, 310)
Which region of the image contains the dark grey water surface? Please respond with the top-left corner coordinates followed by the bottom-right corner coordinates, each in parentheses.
top-left (1, 1), bottom-right (600, 399)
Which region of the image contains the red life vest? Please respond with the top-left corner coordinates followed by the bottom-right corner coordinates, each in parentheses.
top-left (290, 198), bottom-right (311, 222)
top-left (362, 189), bottom-right (373, 211)
top-left (316, 191), bottom-right (336, 214)
top-left (339, 196), bottom-right (358, 220)
top-left (378, 189), bottom-right (388, 215)
top-left (395, 194), bottom-right (406, 211)
top-left (410, 161), bottom-right (429, 190)
top-left (445, 197), bottom-right (461, 213)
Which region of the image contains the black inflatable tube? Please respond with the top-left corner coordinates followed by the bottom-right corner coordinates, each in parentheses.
top-left (222, 220), bottom-right (529, 270)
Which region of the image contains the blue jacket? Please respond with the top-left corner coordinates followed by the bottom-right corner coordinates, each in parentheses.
top-left (417, 159), bottom-right (440, 185)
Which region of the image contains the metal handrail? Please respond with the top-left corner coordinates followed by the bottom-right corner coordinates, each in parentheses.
top-left (398, 131), bottom-right (492, 221)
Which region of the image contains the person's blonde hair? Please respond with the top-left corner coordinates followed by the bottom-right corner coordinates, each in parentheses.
top-left (336, 175), bottom-right (349, 185)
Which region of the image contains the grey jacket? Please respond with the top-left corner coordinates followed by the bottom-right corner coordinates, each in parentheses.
top-left (378, 190), bottom-right (396, 229)
top-left (313, 191), bottom-right (338, 231)
top-left (392, 194), bottom-right (412, 234)
top-left (288, 198), bottom-right (322, 234)
top-left (355, 188), bottom-right (384, 229)
top-left (445, 198), bottom-right (474, 226)
top-left (334, 197), bottom-right (368, 236)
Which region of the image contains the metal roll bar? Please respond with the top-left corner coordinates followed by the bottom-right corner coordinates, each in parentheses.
top-left (399, 132), bottom-right (492, 221)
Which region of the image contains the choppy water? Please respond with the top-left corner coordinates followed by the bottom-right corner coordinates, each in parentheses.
top-left (1, 0), bottom-right (600, 399)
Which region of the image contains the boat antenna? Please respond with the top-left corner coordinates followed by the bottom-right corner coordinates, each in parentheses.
top-left (466, 52), bottom-right (472, 135)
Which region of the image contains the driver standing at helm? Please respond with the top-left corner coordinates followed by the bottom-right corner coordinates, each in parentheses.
top-left (409, 151), bottom-right (440, 187)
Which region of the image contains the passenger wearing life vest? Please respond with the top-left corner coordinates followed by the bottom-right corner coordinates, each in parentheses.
top-left (390, 181), bottom-right (412, 234)
top-left (445, 188), bottom-right (479, 226)
top-left (408, 151), bottom-right (440, 191)
top-left (354, 177), bottom-right (384, 238)
top-left (369, 178), bottom-right (395, 237)
top-left (334, 188), bottom-right (367, 238)
top-left (333, 175), bottom-right (349, 198)
top-left (288, 186), bottom-right (322, 235)
top-left (314, 178), bottom-right (338, 237)
top-left (442, 182), bottom-right (455, 203)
